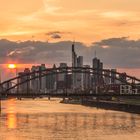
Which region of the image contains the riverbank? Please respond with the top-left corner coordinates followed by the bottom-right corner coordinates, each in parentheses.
top-left (61, 99), bottom-right (140, 114)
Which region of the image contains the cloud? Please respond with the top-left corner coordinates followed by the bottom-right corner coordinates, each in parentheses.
top-left (45, 31), bottom-right (71, 39)
top-left (92, 37), bottom-right (140, 68)
top-left (100, 11), bottom-right (131, 19)
top-left (51, 34), bottom-right (61, 39)
top-left (0, 38), bottom-right (139, 68)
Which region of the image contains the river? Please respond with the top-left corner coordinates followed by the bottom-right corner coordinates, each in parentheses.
top-left (0, 98), bottom-right (140, 140)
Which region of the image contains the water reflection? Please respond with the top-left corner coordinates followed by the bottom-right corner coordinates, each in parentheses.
top-left (0, 99), bottom-right (140, 140)
top-left (7, 113), bottom-right (17, 129)
top-left (0, 112), bottom-right (139, 140)
top-left (5, 99), bottom-right (17, 129)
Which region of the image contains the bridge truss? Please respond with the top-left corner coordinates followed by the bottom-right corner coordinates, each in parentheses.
top-left (0, 67), bottom-right (140, 98)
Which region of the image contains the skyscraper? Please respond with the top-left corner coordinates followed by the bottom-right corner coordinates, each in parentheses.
top-left (76, 56), bottom-right (84, 90)
top-left (18, 68), bottom-right (30, 93)
top-left (111, 69), bottom-right (117, 84)
top-left (92, 57), bottom-right (103, 86)
top-left (72, 42), bottom-right (77, 89)
top-left (72, 43), bottom-right (84, 90)
top-left (72, 42), bottom-right (77, 68)
top-left (57, 63), bottom-right (67, 89)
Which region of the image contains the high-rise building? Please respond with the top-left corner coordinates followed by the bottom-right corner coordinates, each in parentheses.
top-left (31, 64), bottom-right (46, 93)
top-left (92, 57), bottom-right (100, 69)
top-left (72, 42), bottom-right (77, 89)
top-left (72, 42), bottom-right (77, 67)
top-left (18, 68), bottom-right (30, 93)
top-left (77, 56), bottom-right (83, 67)
top-left (92, 57), bottom-right (103, 86)
top-left (40, 64), bottom-right (47, 91)
top-left (83, 65), bottom-right (91, 90)
top-left (104, 70), bottom-right (110, 84)
top-left (57, 63), bottom-right (67, 89)
top-left (76, 56), bottom-right (84, 90)
top-left (72, 43), bottom-right (84, 90)
top-left (46, 64), bottom-right (57, 91)
top-left (111, 69), bottom-right (117, 84)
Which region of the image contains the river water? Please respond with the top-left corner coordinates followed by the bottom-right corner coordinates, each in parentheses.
top-left (0, 98), bottom-right (140, 140)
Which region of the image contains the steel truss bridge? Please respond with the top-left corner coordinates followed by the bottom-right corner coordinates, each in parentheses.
top-left (0, 67), bottom-right (140, 98)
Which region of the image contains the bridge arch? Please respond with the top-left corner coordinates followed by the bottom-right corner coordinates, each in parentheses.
top-left (0, 67), bottom-right (140, 96)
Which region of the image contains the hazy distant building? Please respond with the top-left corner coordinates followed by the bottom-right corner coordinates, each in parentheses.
top-left (31, 64), bottom-right (46, 93)
top-left (111, 69), bottom-right (117, 84)
top-left (92, 57), bottom-right (103, 86)
top-left (46, 64), bottom-right (58, 91)
top-left (18, 68), bottom-right (30, 93)
top-left (76, 56), bottom-right (84, 90)
top-left (83, 65), bottom-right (91, 90)
top-left (57, 63), bottom-right (67, 89)
top-left (104, 70), bottom-right (110, 85)
top-left (40, 64), bottom-right (47, 91)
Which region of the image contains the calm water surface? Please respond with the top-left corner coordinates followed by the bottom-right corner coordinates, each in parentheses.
top-left (0, 98), bottom-right (140, 140)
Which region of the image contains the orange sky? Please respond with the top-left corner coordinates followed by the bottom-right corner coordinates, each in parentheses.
top-left (0, 0), bottom-right (140, 44)
top-left (0, 0), bottom-right (140, 79)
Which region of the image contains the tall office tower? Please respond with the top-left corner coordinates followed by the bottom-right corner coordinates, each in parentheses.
top-left (99, 62), bottom-right (104, 84)
top-left (31, 66), bottom-right (40, 92)
top-left (52, 64), bottom-right (57, 90)
top-left (57, 63), bottom-right (67, 89)
top-left (72, 42), bottom-right (77, 67)
top-left (77, 56), bottom-right (83, 67)
top-left (92, 57), bottom-right (100, 69)
top-left (92, 57), bottom-right (100, 86)
top-left (104, 70), bottom-right (110, 85)
top-left (72, 42), bottom-right (77, 89)
top-left (83, 65), bottom-right (91, 90)
top-left (40, 64), bottom-right (46, 91)
top-left (46, 64), bottom-right (57, 91)
top-left (31, 64), bottom-right (46, 93)
top-left (18, 72), bottom-right (25, 93)
top-left (31, 66), bottom-right (38, 92)
top-left (18, 68), bottom-right (30, 93)
top-left (111, 69), bottom-right (117, 84)
top-left (24, 68), bottom-right (30, 93)
top-left (76, 56), bottom-right (84, 90)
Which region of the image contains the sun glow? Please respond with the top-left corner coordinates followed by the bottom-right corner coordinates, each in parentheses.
top-left (8, 64), bottom-right (17, 69)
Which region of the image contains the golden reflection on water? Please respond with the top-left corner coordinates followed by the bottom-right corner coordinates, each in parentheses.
top-left (0, 99), bottom-right (140, 140)
top-left (6, 99), bottom-right (17, 129)
top-left (7, 113), bottom-right (17, 129)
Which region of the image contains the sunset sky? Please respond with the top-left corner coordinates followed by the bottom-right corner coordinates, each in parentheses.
top-left (0, 0), bottom-right (140, 79)
top-left (0, 0), bottom-right (140, 43)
